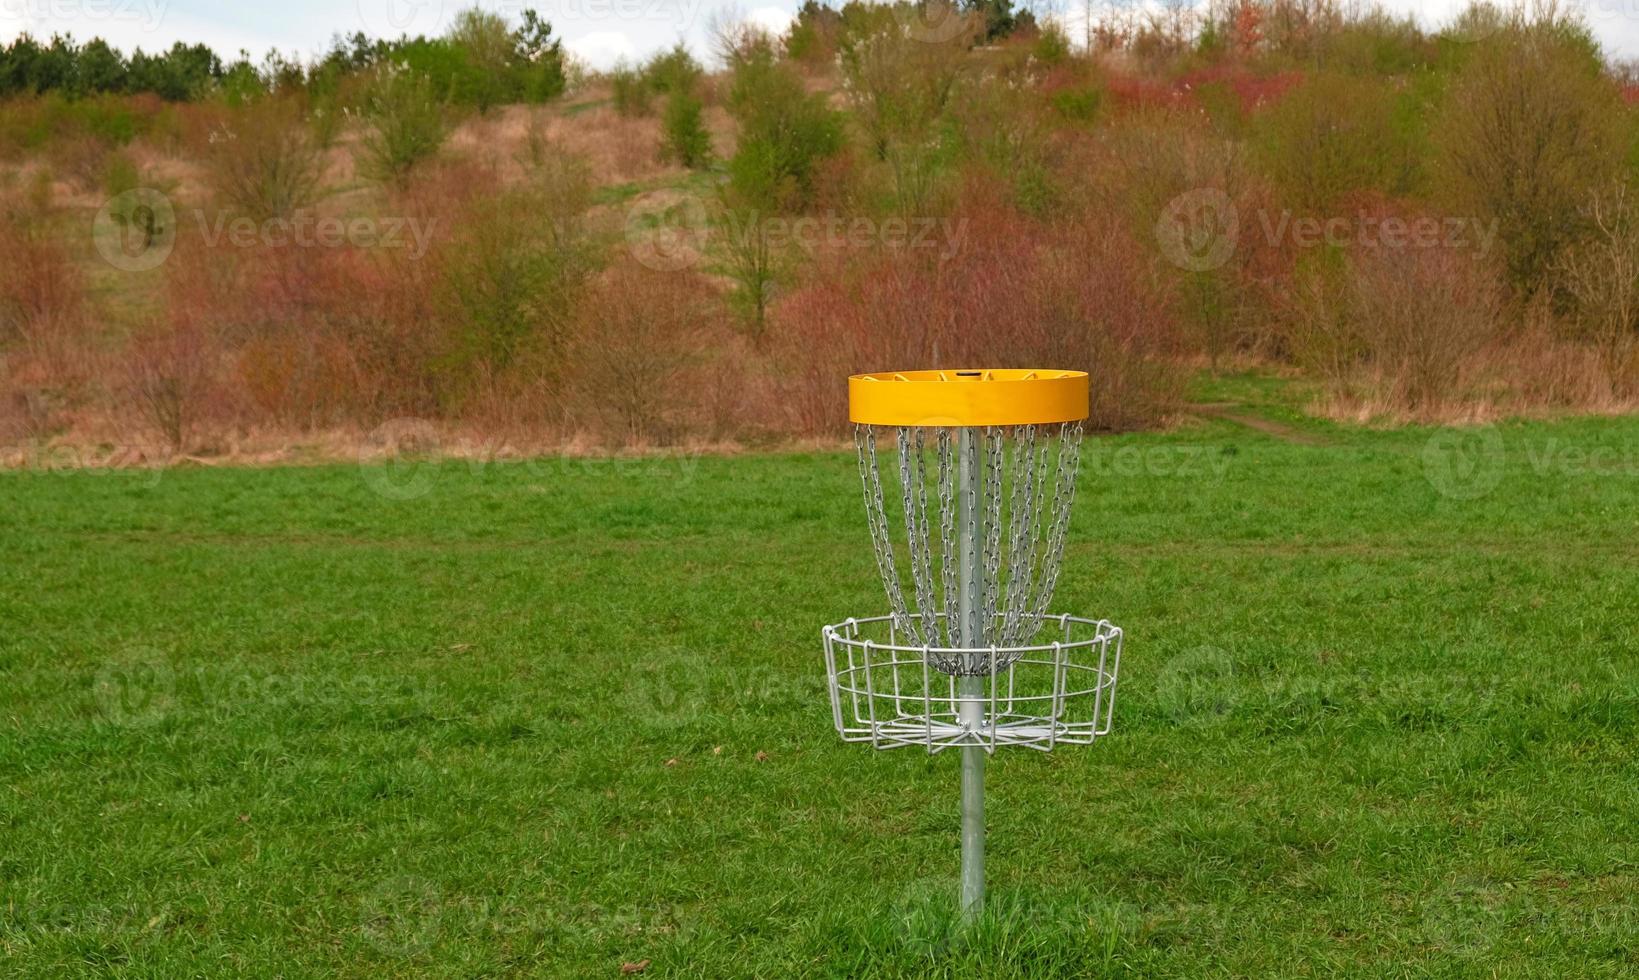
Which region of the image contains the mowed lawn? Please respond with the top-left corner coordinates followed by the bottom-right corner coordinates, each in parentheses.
top-left (3, 408), bottom-right (1638, 977)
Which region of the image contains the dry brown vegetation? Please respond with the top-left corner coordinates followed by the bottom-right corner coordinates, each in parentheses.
top-left (5, 1), bottom-right (1639, 465)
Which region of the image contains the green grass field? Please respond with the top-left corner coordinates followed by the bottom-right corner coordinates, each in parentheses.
top-left (4, 405), bottom-right (1639, 977)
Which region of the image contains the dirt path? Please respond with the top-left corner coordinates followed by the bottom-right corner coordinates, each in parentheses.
top-left (1189, 402), bottom-right (1332, 446)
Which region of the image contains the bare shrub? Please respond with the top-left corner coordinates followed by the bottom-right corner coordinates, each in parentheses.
top-left (1350, 245), bottom-right (1504, 411)
top-left (0, 192), bottom-right (95, 408)
top-left (1276, 251), bottom-right (1357, 395)
top-left (206, 97), bottom-right (324, 220)
top-left (123, 321), bottom-right (219, 454)
top-left (48, 135), bottom-right (114, 192)
top-left (1558, 185), bottom-right (1639, 394)
top-left (0, 226), bottom-right (82, 352)
top-left (566, 261), bottom-right (717, 445)
top-left (1275, 231), bottom-right (1506, 415)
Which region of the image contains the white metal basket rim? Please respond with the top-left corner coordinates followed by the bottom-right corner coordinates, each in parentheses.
top-left (822, 612), bottom-right (1121, 657)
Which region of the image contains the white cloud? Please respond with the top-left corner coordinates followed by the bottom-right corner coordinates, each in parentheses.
top-left (565, 28), bottom-right (639, 69)
top-left (744, 4), bottom-right (793, 37)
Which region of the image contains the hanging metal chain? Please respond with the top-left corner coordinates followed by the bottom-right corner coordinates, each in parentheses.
top-left (1000, 424), bottom-right (1037, 645)
top-left (857, 425), bottom-right (917, 642)
top-left (980, 427), bottom-right (1004, 646)
top-left (898, 427), bottom-right (940, 647)
top-left (856, 420), bottom-right (1085, 667)
top-left (1023, 422), bottom-right (1083, 638)
top-left (936, 428), bottom-right (958, 646)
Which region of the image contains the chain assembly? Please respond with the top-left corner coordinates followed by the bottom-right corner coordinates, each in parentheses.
top-left (853, 420), bottom-right (1086, 673)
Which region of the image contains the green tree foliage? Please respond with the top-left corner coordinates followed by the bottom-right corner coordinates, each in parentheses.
top-left (785, 0), bottom-right (844, 64)
top-left (1253, 71), bottom-right (1409, 210)
top-left (0, 7), bottom-right (567, 108)
top-left (611, 44), bottom-right (702, 118)
top-left (356, 66), bottom-right (449, 186)
top-left (436, 158), bottom-right (593, 392)
top-left (662, 90), bottom-right (711, 168)
top-left (725, 41), bottom-right (843, 212)
top-left (1433, 17), bottom-right (1626, 297)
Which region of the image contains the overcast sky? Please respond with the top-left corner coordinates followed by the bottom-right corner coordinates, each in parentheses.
top-left (3, 0), bottom-right (1638, 71)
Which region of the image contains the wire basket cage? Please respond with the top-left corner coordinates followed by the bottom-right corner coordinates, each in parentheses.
top-left (824, 612), bottom-right (1122, 753)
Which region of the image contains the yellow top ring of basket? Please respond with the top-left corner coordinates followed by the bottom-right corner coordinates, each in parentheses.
top-left (848, 370), bottom-right (1089, 427)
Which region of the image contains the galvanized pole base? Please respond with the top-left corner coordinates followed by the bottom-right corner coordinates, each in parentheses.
top-left (959, 677), bottom-right (985, 918)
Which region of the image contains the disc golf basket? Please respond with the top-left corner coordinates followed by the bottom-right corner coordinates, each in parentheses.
top-left (821, 369), bottom-right (1123, 918)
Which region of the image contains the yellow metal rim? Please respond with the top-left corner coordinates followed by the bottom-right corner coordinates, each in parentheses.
top-left (849, 369), bottom-right (1090, 427)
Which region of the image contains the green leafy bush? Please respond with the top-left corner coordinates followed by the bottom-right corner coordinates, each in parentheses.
top-left (661, 90), bottom-right (711, 168)
top-left (610, 65), bottom-right (651, 118)
top-left (356, 66), bottom-right (448, 186)
top-left (1253, 71), bottom-right (1407, 211)
top-left (434, 157), bottom-right (593, 395)
top-left (726, 43), bottom-right (843, 211)
top-left (1433, 19), bottom-right (1626, 297)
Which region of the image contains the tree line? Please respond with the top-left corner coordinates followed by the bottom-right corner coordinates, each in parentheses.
top-left (0, 9), bottom-right (568, 109)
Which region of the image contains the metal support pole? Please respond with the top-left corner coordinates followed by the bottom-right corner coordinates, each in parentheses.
top-left (956, 427), bottom-right (985, 920)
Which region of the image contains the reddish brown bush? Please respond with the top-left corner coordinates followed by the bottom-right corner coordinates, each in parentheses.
top-left (772, 190), bottom-right (1185, 435)
top-left (122, 320), bottom-right (221, 453)
top-left (565, 261), bottom-right (724, 445)
top-left (0, 202), bottom-right (93, 409)
top-left (1272, 207), bottom-right (1509, 417)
